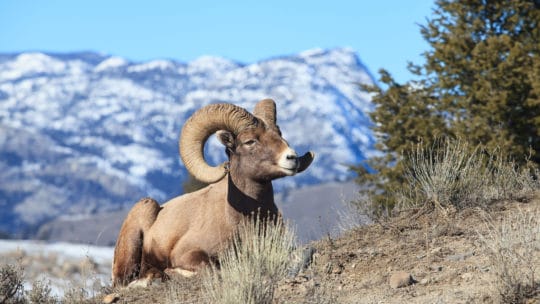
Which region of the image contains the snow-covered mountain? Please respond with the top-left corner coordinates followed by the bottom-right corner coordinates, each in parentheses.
top-left (0, 48), bottom-right (376, 238)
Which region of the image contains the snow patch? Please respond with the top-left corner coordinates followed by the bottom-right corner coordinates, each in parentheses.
top-left (188, 56), bottom-right (240, 74)
top-left (0, 240), bottom-right (113, 263)
top-left (127, 59), bottom-right (176, 72)
top-left (0, 53), bottom-right (66, 80)
top-left (94, 56), bottom-right (128, 72)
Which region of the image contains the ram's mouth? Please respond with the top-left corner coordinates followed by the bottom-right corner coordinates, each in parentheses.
top-left (280, 165), bottom-right (297, 171)
top-left (279, 163), bottom-right (299, 175)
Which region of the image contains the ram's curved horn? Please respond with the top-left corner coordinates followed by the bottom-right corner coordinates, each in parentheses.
top-left (253, 98), bottom-right (277, 128)
top-left (180, 103), bottom-right (259, 183)
top-left (297, 151), bottom-right (315, 173)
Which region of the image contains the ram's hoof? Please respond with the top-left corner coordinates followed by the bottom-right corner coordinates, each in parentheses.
top-left (127, 278), bottom-right (151, 288)
top-left (165, 267), bottom-right (198, 278)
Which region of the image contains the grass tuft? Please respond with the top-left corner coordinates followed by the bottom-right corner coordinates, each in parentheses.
top-left (201, 216), bottom-right (296, 304)
top-left (27, 279), bottom-right (57, 304)
top-left (0, 263), bottom-right (25, 304)
top-left (480, 207), bottom-right (540, 303)
top-left (397, 139), bottom-right (538, 212)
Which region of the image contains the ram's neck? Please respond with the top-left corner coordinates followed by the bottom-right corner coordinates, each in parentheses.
top-left (226, 174), bottom-right (278, 217)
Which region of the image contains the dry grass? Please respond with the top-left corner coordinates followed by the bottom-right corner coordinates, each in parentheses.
top-left (199, 216), bottom-right (296, 304)
top-left (27, 279), bottom-right (57, 304)
top-left (403, 140), bottom-right (486, 209)
top-left (487, 154), bottom-right (539, 202)
top-left (480, 207), bottom-right (540, 303)
top-left (59, 255), bottom-right (104, 304)
top-left (398, 139), bottom-right (538, 211)
top-left (336, 197), bottom-right (374, 234)
top-left (0, 257), bottom-right (104, 304)
top-left (0, 263), bottom-right (25, 304)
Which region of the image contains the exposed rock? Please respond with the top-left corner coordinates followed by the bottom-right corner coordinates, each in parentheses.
top-left (461, 272), bottom-right (474, 282)
top-left (429, 265), bottom-right (443, 272)
top-left (446, 251), bottom-right (474, 262)
top-left (102, 293), bottom-right (120, 304)
top-left (389, 271), bottom-right (414, 289)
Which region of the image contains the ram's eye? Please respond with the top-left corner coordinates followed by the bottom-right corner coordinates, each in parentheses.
top-left (243, 139), bottom-right (257, 146)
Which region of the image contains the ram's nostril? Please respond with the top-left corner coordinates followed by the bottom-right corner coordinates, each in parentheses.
top-left (286, 154), bottom-right (297, 160)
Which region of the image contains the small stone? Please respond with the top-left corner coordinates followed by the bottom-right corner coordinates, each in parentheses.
top-left (389, 271), bottom-right (413, 289)
top-left (332, 265), bottom-right (343, 274)
top-left (461, 272), bottom-right (474, 281)
top-left (429, 265), bottom-right (443, 272)
top-left (102, 293), bottom-right (120, 304)
top-left (446, 251), bottom-right (474, 262)
top-left (430, 247), bottom-right (442, 255)
top-left (419, 278), bottom-right (429, 285)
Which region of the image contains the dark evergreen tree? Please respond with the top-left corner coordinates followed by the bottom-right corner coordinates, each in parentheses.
top-left (353, 71), bottom-right (448, 210)
top-left (422, 0), bottom-right (540, 161)
top-left (354, 0), bottom-right (540, 210)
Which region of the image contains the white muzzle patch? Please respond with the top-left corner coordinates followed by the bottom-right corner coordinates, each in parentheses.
top-left (277, 147), bottom-right (299, 175)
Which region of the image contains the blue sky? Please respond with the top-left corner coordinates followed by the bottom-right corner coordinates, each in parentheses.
top-left (0, 0), bottom-right (435, 83)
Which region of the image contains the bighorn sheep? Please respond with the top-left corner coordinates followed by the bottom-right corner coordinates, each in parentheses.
top-left (111, 99), bottom-right (314, 287)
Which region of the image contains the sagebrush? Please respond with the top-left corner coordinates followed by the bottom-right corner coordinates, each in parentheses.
top-left (397, 139), bottom-right (538, 211)
top-left (0, 263), bottom-right (24, 304)
top-left (480, 207), bottom-right (540, 303)
top-left (200, 216), bottom-right (296, 304)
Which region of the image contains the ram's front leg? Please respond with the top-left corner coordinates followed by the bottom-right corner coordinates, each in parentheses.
top-left (127, 267), bottom-right (164, 288)
top-left (128, 250), bottom-right (168, 287)
top-left (166, 245), bottom-right (211, 278)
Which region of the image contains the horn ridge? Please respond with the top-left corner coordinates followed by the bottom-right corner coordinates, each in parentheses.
top-left (253, 98), bottom-right (277, 127)
top-left (179, 103), bottom-right (258, 183)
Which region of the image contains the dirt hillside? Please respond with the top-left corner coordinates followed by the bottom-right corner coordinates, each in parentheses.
top-left (101, 197), bottom-right (539, 303)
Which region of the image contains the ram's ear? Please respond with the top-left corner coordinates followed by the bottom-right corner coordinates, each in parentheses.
top-left (216, 130), bottom-right (235, 149)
